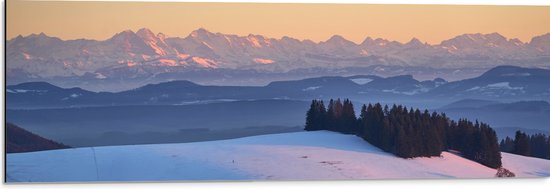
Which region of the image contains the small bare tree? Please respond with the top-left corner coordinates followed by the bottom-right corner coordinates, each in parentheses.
top-left (496, 167), bottom-right (515, 178)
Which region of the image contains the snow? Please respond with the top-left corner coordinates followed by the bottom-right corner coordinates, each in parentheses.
top-left (302, 86), bottom-right (322, 91)
top-left (136, 29), bottom-right (167, 56)
top-left (147, 41), bottom-right (166, 56)
top-left (466, 34), bottom-right (477, 41)
top-left (382, 89), bottom-right (422, 95)
top-left (202, 42), bottom-right (214, 49)
top-left (7, 148), bottom-right (98, 182)
top-left (62, 61), bottom-right (70, 67)
top-left (190, 31), bottom-right (199, 38)
top-left (9, 89), bottom-right (47, 93)
top-left (173, 99), bottom-right (240, 105)
top-left (442, 45), bottom-right (459, 53)
top-left (360, 49), bottom-right (369, 55)
top-left (224, 36), bottom-right (232, 44)
top-left (22, 52), bottom-right (31, 60)
top-left (502, 73), bottom-right (531, 77)
top-left (81, 49), bottom-right (90, 55)
top-left (62, 93), bottom-right (82, 101)
top-left (466, 86), bottom-right (481, 91)
top-left (486, 82), bottom-right (524, 91)
top-left (156, 33), bottom-right (167, 43)
top-left (253, 58), bottom-right (275, 64)
top-left (177, 53), bottom-right (190, 60)
top-left (126, 61), bottom-right (137, 67)
top-left (513, 41), bottom-right (524, 46)
top-left (374, 66), bottom-right (385, 72)
top-left (14, 89), bottom-right (31, 93)
top-left (466, 82), bottom-right (524, 93)
top-left (158, 59), bottom-right (177, 66)
top-left (350, 78), bottom-right (373, 85)
top-left (247, 35), bottom-right (262, 48)
top-left (487, 42), bottom-right (498, 47)
top-left (501, 152), bottom-right (550, 177)
top-left (6, 131), bottom-right (550, 182)
top-left (9, 29), bottom-right (550, 81)
top-left (95, 73), bottom-right (107, 79)
top-left (141, 54), bottom-right (151, 61)
top-left (487, 82), bottom-right (520, 89)
top-left (191, 57), bottom-right (218, 68)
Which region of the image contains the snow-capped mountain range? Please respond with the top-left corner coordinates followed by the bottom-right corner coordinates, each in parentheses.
top-left (7, 28), bottom-right (550, 90)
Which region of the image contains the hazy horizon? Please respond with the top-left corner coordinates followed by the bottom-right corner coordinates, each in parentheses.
top-left (8, 0), bottom-right (550, 44)
top-left (8, 26), bottom-right (550, 45)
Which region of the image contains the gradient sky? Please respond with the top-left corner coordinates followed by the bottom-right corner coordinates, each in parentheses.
top-left (7, 0), bottom-right (550, 44)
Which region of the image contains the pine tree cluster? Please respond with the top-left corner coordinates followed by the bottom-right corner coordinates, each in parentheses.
top-left (446, 119), bottom-right (502, 168)
top-left (499, 131), bottom-right (550, 160)
top-left (305, 99), bottom-right (502, 169)
top-left (306, 99), bottom-right (358, 134)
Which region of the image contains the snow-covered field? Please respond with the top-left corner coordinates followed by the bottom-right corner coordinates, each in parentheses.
top-left (6, 131), bottom-right (550, 182)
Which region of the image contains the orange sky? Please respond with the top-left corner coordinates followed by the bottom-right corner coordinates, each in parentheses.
top-left (7, 0), bottom-right (550, 44)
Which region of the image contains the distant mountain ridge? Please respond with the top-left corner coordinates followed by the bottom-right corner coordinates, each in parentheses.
top-left (7, 65), bottom-right (550, 109)
top-left (440, 99), bottom-right (550, 112)
top-left (427, 66), bottom-right (550, 100)
top-left (7, 28), bottom-right (550, 91)
top-left (438, 99), bottom-right (550, 132)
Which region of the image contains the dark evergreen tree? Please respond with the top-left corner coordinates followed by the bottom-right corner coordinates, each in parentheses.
top-left (529, 134), bottom-right (550, 159)
top-left (499, 131), bottom-right (550, 160)
top-left (326, 99), bottom-right (344, 132)
top-left (305, 99), bottom-right (326, 131)
top-left (358, 104), bottom-right (368, 138)
top-left (499, 137), bottom-right (514, 153)
top-left (477, 123), bottom-right (502, 168)
top-left (341, 99), bottom-right (357, 134)
top-left (514, 131), bottom-right (530, 156)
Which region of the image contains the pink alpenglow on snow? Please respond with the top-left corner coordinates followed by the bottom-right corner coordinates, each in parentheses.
top-left (158, 59), bottom-right (177, 66)
top-left (253, 58), bottom-right (275, 64)
top-left (191, 57), bottom-right (218, 68)
top-left (7, 131), bottom-right (550, 182)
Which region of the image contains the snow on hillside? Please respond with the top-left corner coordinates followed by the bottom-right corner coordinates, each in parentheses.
top-left (6, 131), bottom-right (550, 182)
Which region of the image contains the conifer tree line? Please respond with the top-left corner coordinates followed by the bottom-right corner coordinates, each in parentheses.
top-left (499, 131), bottom-right (550, 160)
top-left (305, 99), bottom-right (502, 168)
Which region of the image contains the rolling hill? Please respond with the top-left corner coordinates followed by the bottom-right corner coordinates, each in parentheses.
top-left (6, 123), bottom-right (70, 153)
top-left (6, 131), bottom-right (550, 182)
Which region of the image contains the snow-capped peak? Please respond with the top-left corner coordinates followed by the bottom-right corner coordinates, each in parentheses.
top-left (29, 32), bottom-right (49, 38)
top-left (157, 32), bottom-right (167, 40)
top-left (324, 35), bottom-right (356, 46)
top-left (109, 29), bottom-right (138, 41)
top-left (528, 33), bottom-right (550, 52)
top-left (405, 38), bottom-right (425, 47)
top-left (189, 28), bottom-right (215, 38)
top-left (136, 28), bottom-right (156, 40)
